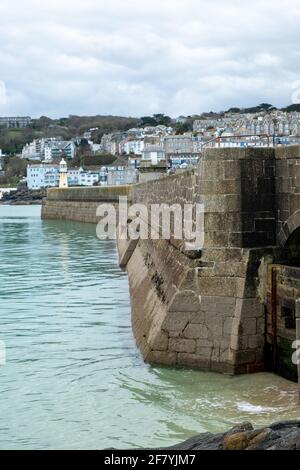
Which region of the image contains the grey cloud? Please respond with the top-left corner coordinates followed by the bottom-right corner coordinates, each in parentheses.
top-left (0, 0), bottom-right (299, 117)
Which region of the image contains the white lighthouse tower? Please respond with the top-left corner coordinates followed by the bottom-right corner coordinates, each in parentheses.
top-left (59, 158), bottom-right (68, 188)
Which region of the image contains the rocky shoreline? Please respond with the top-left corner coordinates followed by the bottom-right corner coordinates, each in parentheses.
top-left (163, 421), bottom-right (300, 450)
top-left (0, 189), bottom-right (46, 205)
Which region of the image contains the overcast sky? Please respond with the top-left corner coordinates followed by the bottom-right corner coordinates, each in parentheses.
top-left (0, 0), bottom-right (299, 118)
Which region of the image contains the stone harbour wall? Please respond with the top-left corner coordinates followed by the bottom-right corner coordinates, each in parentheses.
top-left (119, 148), bottom-right (277, 373)
top-left (41, 200), bottom-right (103, 224)
top-left (41, 147), bottom-right (300, 382)
top-left (41, 185), bottom-right (132, 223)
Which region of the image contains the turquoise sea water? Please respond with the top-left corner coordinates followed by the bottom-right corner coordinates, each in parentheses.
top-left (0, 205), bottom-right (299, 449)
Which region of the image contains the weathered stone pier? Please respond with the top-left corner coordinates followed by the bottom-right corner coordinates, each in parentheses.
top-left (42, 147), bottom-right (300, 390)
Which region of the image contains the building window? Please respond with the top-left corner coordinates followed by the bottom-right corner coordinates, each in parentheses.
top-left (281, 305), bottom-right (296, 329)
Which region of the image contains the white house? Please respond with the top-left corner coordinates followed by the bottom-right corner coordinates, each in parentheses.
top-left (22, 140), bottom-right (41, 160)
top-left (27, 164), bottom-right (60, 189)
top-left (88, 141), bottom-right (102, 154)
top-left (164, 135), bottom-right (194, 154)
top-left (124, 139), bottom-right (145, 155)
top-left (22, 138), bottom-right (76, 162)
top-left (44, 140), bottom-right (76, 161)
top-left (78, 170), bottom-right (99, 186)
top-left (99, 166), bottom-right (137, 186)
top-left (27, 164), bottom-right (101, 189)
top-left (142, 145), bottom-right (165, 165)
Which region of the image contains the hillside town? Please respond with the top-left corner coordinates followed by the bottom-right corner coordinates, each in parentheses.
top-left (2, 0), bottom-right (300, 455)
top-left (1, 106), bottom-right (300, 191)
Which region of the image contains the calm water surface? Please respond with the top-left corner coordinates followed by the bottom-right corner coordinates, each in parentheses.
top-left (0, 205), bottom-right (299, 449)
